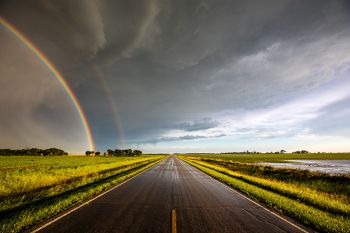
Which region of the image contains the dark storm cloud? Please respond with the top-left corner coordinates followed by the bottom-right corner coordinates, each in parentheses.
top-left (98, 0), bottom-right (350, 145)
top-left (0, 0), bottom-right (106, 61)
top-left (161, 135), bottom-right (221, 142)
top-left (177, 118), bottom-right (219, 132)
top-left (1, 0), bottom-right (350, 151)
top-left (141, 133), bottom-right (227, 144)
top-left (96, 0), bottom-right (162, 62)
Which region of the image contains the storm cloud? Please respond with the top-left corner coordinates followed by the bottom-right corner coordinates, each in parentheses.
top-left (1, 0), bottom-right (350, 152)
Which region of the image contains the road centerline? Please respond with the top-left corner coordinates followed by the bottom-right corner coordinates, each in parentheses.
top-left (172, 208), bottom-right (177, 233)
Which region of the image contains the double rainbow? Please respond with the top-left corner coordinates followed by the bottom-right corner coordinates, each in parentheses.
top-left (0, 16), bottom-right (95, 151)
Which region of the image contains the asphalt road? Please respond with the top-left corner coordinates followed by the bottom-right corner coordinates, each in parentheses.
top-left (35, 156), bottom-right (307, 233)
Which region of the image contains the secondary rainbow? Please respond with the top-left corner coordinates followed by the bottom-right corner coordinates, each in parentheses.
top-left (87, 62), bottom-right (125, 147)
top-left (0, 16), bottom-right (95, 151)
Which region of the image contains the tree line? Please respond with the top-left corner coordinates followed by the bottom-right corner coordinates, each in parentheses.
top-left (85, 149), bottom-right (142, 156)
top-left (292, 150), bottom-right (309, 154)
top-left (0, 148), bottom-right (68, 156)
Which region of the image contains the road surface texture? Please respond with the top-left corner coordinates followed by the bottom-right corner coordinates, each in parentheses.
top-left (35, 156), bottom-right (308, 233)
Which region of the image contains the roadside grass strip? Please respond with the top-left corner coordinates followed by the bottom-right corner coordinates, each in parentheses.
top-left (196, 158), bottom-right (350, 203)
top-left (187, 158), bottom-right (350, 217)
top-left (183, 158), bottom-right (350, 233)
top-left (0, 157), bottom-right (162, 233)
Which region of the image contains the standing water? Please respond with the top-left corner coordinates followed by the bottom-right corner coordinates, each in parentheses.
top-left (259, 160), bottom-right (350, 175)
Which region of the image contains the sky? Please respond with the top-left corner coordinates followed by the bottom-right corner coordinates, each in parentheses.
top-left (0, 0), bottom-right (350, 153)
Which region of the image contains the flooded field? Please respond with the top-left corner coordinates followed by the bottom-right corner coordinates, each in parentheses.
top-left (259, 160), bottom-right (350, 175)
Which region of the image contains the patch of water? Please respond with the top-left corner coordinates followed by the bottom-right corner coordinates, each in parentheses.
top-left (258, 160), bottom-right (350, 175)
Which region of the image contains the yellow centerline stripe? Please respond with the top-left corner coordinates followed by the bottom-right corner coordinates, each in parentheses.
top-left (172, 208), bottom-right (177, 233)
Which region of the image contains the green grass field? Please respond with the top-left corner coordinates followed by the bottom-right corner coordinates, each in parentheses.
top-left (180, 154), bottom-right (350, 233)
top-left (0, 155), bottom-right (164, 233)
top-left (183, 152), bottom-right (350, 163)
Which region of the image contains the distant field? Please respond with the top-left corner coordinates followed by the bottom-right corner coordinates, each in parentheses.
top-left (0, 155), bottom-right (164, 233)
top-left (181, 154), bottom-right (350, 233)
top-left (183, 152), bottom-right (350, 163)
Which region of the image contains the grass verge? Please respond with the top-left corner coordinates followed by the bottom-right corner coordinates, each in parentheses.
top-left (182, 157), bottom-right (350, 233)
top-left (190, 158), bottom-right (350, 216)
top-left (199, 158), bottom-right (350, 198)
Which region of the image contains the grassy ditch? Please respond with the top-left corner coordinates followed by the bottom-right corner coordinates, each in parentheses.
top-left (0, 156), bottom-right (163, 233)
top-left (201, 158), bottom-right (350, 199)
top-left (182, 157), bottom-right (350, 233)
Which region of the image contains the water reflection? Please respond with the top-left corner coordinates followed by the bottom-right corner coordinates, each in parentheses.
top-left (258, 160), bottom-right (350, 175)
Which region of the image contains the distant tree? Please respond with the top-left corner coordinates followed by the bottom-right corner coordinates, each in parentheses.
top-left (28, 148), bottom-right (42, 155)
top-left (293, 150), bottom-right (309, 154)
top-left (85, 151), bottom-right (91, 156)
top-left (132, 150), bottom-right (142, 156)
top-left (280, 150), bottom-right (286, 154)
top-left (95, 151), bottom-right (100, 156)
top-left (115, 149), bottom-right (122, 156)
top-left (126, 149), bottom-right (133, 155)
top-left (107, 149), bottom-right (114, 156)
top-left (0, 148), bottom-right (67, 156)
top-left (43, 148), bottom-right (66, 156)
top-left (104, 148), bottom-right (142, 156)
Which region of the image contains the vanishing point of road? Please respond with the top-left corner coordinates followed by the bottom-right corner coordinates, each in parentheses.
top-left (34, 156), bottom-right (308, 233)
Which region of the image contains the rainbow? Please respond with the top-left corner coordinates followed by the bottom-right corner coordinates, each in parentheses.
top-left (87, 62), bottom-right (125, 147)
top-left (0, 16), bottom-right (95, 151)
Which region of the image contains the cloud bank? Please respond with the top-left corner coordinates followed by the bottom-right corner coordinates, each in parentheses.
top-left (1, 0), bottom-right (350, 152)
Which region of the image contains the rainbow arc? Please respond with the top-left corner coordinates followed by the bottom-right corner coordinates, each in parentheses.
top-left (0, 16), bottom-right (95, 151)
